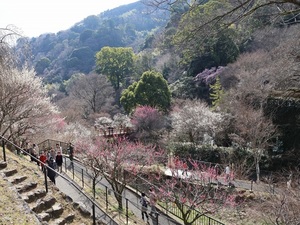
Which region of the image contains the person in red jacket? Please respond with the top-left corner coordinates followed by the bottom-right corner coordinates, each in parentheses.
top-left (39, 151), bottom-right (47, 172)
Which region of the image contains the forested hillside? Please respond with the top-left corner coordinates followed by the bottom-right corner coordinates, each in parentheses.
top-left (15, 1), bottom-right (169, 83)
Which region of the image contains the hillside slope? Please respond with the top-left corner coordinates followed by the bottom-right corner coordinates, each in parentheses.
top-left (15, 1), bottom-right (169, 83)
top-left (0, 149), bottom-right (95, 224)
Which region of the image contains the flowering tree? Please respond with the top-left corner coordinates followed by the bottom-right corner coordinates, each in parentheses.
top-left (76, 136), bottom-right (165, 211)
top-left (150, 157), bottom-right (235, 225)
top-left (112, 113), bottom-right (132, 133)
top-left (170, 100), bottom-right (224, 143)
top-left (0, 67), bottom-right (58, 142)
top-left (131, 106), bottom-right (166, 143)
top-left (94, 116), bottom-right (113, 135)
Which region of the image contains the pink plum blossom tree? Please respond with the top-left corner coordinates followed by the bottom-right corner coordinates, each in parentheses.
top-left (150, 157), bottom-right (236, 225)
top-left (76, 136), bottom-right (165, 211)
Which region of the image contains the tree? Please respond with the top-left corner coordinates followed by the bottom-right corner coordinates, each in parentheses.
top-left (146, 0), bottom-right (300, 29)
top-left (34, 57), bottom-right (50, 74)
top-left (0, 67), bottom-right (59, 142)
top-left (258, 169), bottom-right (300, 224)
top-left (170, 100), bottom-right (225, 143)
top-left (95, 47), bottom-right (135, 91)
top-left (149, 157), bottom-right (235, 225)
top-left (210, 76), bottom-right (225, 110)
top-left (76, 136), bottom-right (165, 211)
top-left (120, 70), bottom-right (171, 113)
top-left (131, 106), bottom-right (166, 143)
top-left (120, 82), bottom-right (138, 114)
top-left (67, 73), bottom-right (115, 115)
top-left (229, 105), bottom-right (278, 182)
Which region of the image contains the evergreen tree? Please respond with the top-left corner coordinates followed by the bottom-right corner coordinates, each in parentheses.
top-left (209, 76), bottom-right (224, 110)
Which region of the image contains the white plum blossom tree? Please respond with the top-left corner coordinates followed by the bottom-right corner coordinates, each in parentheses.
top-left (170, 100), bottom-right (224, 144)
top-left (0, 67), bottom-right (59, 141)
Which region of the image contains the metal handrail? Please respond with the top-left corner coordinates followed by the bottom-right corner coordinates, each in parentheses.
top-left (36, 139), bottom-right (225, 225)
top-left (0, 136), bottom-right (118, 225)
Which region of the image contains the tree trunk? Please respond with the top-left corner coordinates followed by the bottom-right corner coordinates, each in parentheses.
top-left (115, 192), bottom-right (123, 211)
top-left (256, 160), bottom-right (260, 183)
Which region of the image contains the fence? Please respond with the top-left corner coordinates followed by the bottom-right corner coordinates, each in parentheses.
top-left (56, 146), bottom-right (224, 225)
top-left (4, 138), bottom-right (226, 225)
top-left (0, 136), bottom-right (118, 225)
top-left (61, 156), bottom-right (181, 225)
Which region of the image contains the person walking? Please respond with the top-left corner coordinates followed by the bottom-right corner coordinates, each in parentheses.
top-left (68, 143), bottom-right (74, 168)
top-left (140, 193), bottom-right (149, 221)
top-left (39, 150), bottom-right (47, 172)
top-left (225, 165), bottom-right (231, 183)
top-left (47, 157), bottom-right (56, 184)
top-left (55, 151), bottom-right (63, 173)
top-left (149, 187), bottom-right (158, 217)
top-left (55, 143), bottom-right (62, 154)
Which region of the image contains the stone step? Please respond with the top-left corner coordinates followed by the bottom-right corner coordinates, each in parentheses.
top-left (2, 168), bottom-right (18, 177)
top-left (22, 189), bottom-right (47, 203)
top-left (16, 181), bottom-right (38, 193)
top-left (10, 175), bottom-right (27, 184)
top-left (45, 203), bottom-right (64, 219)
top-left (37, 212), bottom-right (51, 222)
top-left (0, 161), bottom-right (7, 169)
top-left (32, 196), bottom-right (56, 214)
top-left (48, 213), bottom-right (75, 225)
top-left (76, 202), bottom-right (91, 218)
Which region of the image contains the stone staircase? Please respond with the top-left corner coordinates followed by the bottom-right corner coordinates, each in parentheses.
top-left (0, 155), bottom-right (96, 225)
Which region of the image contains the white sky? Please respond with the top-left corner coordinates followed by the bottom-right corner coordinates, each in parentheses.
top-left (1, 0), bottom-right (138, 38)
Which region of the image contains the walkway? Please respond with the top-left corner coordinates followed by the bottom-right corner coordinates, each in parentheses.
top-left (56, 157), bottom-right (182, 225)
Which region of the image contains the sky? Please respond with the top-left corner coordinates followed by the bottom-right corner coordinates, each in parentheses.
top-left (1, 0), bottom-right (138, 38)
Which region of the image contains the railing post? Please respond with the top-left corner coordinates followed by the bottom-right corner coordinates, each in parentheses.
top-left (92, 178), bottom-right (96, 225)
top-left (44, 168), bottom-right (48, 193)
top-left (126, 198), bottom-right (129, 225)
top-left (81, 168), bottom-right (84, 188)
top-left (64, 156), bottom-right (67, 172)
top-left (92, 202), bottom-right (96, 225)
top-left (105, 186), bottom-right (108, 210)
top-left (72, 162), bottom-right (74, 180)
top-left (2, 140), bottom-right (6, 162)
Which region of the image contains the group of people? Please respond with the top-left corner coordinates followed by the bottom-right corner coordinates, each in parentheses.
top-left (38, 143), bottom-right (64, 184)
top-left (26, 142), bottom-right (74, 184)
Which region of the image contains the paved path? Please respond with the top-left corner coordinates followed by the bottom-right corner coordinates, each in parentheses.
top-left (56, 157), bottom-right (182, 225)
top-left (56, 156), bottom-right (283, 225)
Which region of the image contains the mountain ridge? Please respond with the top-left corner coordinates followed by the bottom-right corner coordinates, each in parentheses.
top-left (15, 1), bottom-right (169, 83)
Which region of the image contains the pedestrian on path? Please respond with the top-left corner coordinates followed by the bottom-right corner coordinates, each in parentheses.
top-left (140, 192), bottom-right (149, 221)
top-left (68, 142), bottom-right (74, 168)
top-left (225, 165), bottom-right (231, 183)
top-left (39, 150), bottom-right (47, 172)
top-left (56, 151), bottom-right (63, 173)
top-left (149, 187), bottom-right (158, 217)
top-left (47, 157), bottom-right (56, 184)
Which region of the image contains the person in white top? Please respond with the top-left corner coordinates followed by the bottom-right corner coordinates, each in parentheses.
top-left (225, 165), bottom-right (230, 182)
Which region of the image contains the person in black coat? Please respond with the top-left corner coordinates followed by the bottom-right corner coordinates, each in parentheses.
top-left (47, 157), bottom-right (56, 184)
top-left (55, 151), bottom-right (63, 173)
